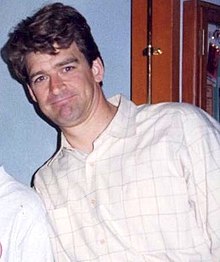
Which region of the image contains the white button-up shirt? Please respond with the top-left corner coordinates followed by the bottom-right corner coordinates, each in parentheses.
top-left (34, 95), bottom-right (220, 261)
top-left (0, 166), bottom-right (54, 261)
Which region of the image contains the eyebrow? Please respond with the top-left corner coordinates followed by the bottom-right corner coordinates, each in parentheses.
top-left (55, 57), bottom-right (79, 68)
top-left (29, 57), bottom-right (79, 82)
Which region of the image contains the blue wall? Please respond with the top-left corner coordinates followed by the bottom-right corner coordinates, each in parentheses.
top-left (2, 0), bottom-right (219, 185)
top-left (0, 0), bottom-right (131, 185)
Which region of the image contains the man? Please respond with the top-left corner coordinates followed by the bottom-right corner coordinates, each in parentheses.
top-left (0, 166), bottom-right (54, 261)
top-left (2, 2), bottom-right (220, 261)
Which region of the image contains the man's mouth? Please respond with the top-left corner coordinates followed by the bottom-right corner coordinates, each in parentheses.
top-left (50, 94), bottom-right (76, 105)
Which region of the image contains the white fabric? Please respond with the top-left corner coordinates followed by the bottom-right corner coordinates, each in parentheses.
top-left (34, 95), bottom-right (220, 261)
top-left (0, 166), bottom-right (54, 261)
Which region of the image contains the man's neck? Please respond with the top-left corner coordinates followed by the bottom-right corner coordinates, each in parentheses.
top-left (61, 97), bottom-right (117, 153)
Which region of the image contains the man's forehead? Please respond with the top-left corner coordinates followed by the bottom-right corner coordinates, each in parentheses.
top-left (25, 43), bottom-right (81, 65)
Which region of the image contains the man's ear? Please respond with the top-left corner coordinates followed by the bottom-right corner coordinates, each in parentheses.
top-left (92, 57), bottom-right (104, 83)
top-left (27, 85), bottom-right (37, 103)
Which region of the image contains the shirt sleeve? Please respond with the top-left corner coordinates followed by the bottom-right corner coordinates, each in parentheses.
top-left (182, 106), bottom-right (220, 260)
top-left (15, 194), bottom-right (54, 262)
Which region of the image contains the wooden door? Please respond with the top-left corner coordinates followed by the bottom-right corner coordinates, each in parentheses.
top-left (131, 0), bottom-right (180, 105)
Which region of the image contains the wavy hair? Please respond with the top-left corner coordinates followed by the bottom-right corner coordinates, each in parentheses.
top-left (2, 2), bottom-right (103, 85)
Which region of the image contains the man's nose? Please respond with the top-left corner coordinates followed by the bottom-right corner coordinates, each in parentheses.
top-left (49, 74), bottom-right (64, 94)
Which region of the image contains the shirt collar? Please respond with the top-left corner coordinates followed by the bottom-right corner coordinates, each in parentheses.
top-left (59, 94), bottom-right (137, 151)
top-left (105, 94), bottom-right (137, 138)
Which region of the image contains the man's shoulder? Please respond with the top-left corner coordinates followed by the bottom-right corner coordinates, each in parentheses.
top-left (137, 101), bottom-right (201, 114)
top-left (33, 149), bottom-right (62, 184)
top-left (0, 166), bottom-right (34, 197)
top-left (0, 167), bottom-right (45, 215)
top-left (136, 101), bottom-right (214, 122)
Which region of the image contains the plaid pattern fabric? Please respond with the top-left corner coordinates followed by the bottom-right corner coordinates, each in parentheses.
top-left (35, 95), bottom-right (220, 262)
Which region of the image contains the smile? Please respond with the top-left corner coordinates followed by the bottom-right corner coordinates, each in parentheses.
top-left (50, 94), bottom-right (77, 105)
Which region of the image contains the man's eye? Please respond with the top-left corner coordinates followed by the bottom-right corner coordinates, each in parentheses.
top-left (33, 75), bottom-right (46, 84)
top-left (63, 66), bottom-right (74, 73)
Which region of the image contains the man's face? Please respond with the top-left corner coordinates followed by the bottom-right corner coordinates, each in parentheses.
top-left (25, 42), bottom-right (104, 129)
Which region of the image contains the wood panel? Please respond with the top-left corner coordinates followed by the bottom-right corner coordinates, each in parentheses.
top-left (131, 0), bottom-right (180, 105)
top-left (131, 0), bottom-right (148, 104)
top-left (182, 0), bottom-right (203, 106)
top-left (182, 0), bottom-right (220, 112)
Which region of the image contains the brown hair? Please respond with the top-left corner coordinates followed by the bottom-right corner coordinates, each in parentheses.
top-left (2, 2), bottom-right (103, 85)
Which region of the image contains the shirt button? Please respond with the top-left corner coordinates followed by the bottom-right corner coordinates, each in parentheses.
top-left (99, 239), bottom-right (106, 245)
top-left (90, 198), bottom-right (96, 208)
